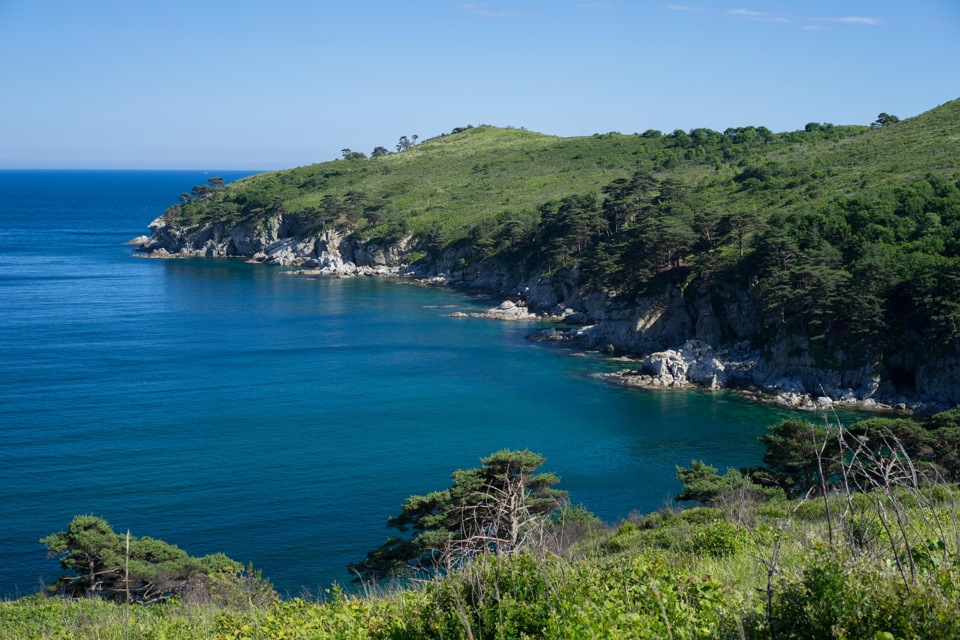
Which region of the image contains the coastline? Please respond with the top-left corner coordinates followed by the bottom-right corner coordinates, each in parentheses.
top-left (132, 236), bottom-right (948, 417)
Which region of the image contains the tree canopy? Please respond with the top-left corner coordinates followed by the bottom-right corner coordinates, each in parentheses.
top-left (724, 412), bottom-right (960, 499)
top-left (873, 112), bottom-right (901, 128)
top-left (350, 449), bottom-right (566, 582)
top-left (41, 515), bottom-right (249, 604)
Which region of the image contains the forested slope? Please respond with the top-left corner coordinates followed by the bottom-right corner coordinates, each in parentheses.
top-left (143, 99), bottom-right (960, 405)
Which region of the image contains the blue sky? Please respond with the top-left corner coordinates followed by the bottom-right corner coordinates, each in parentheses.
top-left (0, 0), bottom-right (957, 169)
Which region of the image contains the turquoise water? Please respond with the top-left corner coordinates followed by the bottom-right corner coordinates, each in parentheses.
top-left (0, 171), bottom-right (828, 598)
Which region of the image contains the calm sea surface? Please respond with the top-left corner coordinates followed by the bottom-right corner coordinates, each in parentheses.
top-left (0, 170), bottom-right (832, 597)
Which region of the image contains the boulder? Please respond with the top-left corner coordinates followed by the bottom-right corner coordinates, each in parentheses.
top-left (478, 301), bottom-right (538, 321)
top-left (526, 329), bottom-right (571, 343)
top-left (640, 349), bottom-right (689, 387)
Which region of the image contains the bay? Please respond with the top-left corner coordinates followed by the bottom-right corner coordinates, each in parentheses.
top-left (0, 170), bottom-right (828, 598)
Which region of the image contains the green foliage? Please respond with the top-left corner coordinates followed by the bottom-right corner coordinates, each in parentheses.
top-left (755, 419), bottom-right (837, 497)
top-left (395, 552), bottom-right (753, 639)
top-left (40, 515), bottom-right (125, 599)
top-left (551, 502), bottom-right (597, 527)
top-left (931, 408), bottom-right (960, 430)
top-left (675, 459), bottom-right (768, 504)
top-left (605, 521), bottom-right (641, 552)
top-left (873, 112), bottom-right (901, 128)
top-left (350, 450), bottom-right (566, 582)
top-left (769, 553), bottom-right (960, 639)
top-left (341, 148), bottom-right (367, 160)
top-left (40, 515), bottom-right (265, 605)
top-left (751, 414), bottom-right (960, 499)
top-left (691, 519), bottom-right (743, 558)
top-left (10, 464), bottom-right (960, 638)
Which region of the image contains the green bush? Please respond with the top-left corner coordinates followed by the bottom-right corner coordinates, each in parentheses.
top-left (769, 554), bottom-right (960, 639)
top-left (692, 520), bottom-right (743, 558)
top-left (605, 521), bottom-right (641, 552)
top-left (681, 507), bottom-right (724, 525)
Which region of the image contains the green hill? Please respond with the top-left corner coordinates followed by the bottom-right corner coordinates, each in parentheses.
top-left (165, 118), bottom-right (879, 243)
top-left (153, 99), bottom-right (960, 403)
top-left (167, 100), bottom-right (959, 244)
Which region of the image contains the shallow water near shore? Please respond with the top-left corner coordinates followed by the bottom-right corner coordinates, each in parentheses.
top-left (0, 170), bottom-right (847, 597)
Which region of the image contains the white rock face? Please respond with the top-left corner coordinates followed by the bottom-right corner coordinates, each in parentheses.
top-left (142, 214), bottom-right (412, 272)
top-left (628, 340), bottom-right (727, 389)
top-left (454, 300), bottom-right (540, 322)
top-left (684, 342), bottom-right (727, 389)
top-left (640, 350), bottom-right (688, 387)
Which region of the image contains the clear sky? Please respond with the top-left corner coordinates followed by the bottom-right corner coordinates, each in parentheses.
top-left (1, 0), bottom-right (957, 169)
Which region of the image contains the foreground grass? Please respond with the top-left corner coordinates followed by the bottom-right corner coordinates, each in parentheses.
top-left (7, 493), bottom-right (960, 639)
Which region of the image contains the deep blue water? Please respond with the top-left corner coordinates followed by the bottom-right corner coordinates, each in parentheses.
top-left (1, 170), bottom-right (826, 598)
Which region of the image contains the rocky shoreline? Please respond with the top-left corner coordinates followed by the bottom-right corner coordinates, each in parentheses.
top-left (524, 330), bottom-right (940, 414)
top-left (131, 212), bottom-right (959, 416)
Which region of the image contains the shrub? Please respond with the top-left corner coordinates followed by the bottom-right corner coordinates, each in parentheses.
top-left (769, 554), bottom-right (960, 639)
top-left (692, 520), bottom-right (743, 558)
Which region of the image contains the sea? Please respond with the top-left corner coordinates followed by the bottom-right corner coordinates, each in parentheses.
top-left (0, 170), bottom-right (833, 598)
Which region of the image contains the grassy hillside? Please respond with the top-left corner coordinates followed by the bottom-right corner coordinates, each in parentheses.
top-left (167, 100), bottom-right (959, 243)
top-left (165, 117), bottom-right (879, 243)
top-left (170, 125), bottom-right (668, 238)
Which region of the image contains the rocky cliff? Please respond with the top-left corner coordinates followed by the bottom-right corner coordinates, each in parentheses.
top-left (137, 215), bottom-right (959, 412)
top-left (142, 212), bottom-right (409, 275)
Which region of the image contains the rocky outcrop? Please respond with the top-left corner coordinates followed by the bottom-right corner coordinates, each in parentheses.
top-left (601, 340), bottom-right (732, 390)
top-left (916, 360), bottom-right (960, 404)
top-left (448, 300), bottom-right (540, 322)
top-left (527, 328), bottom-right (576, 343)
top-left (531, 319), bottom-right (953, 411)
top-left (594, 334), bottom-right (952, 411)
top-left (139, 213), bottom-right (412, 275)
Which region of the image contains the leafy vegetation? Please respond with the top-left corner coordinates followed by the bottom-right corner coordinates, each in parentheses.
top-left (40, 516), bottom-right (273, 607)
top-left (350, 449), bottom-right (566, 582)
top-left (19, 102), bottom-right (957, 635)
top-left (9, 410), bottom-right (960, 638)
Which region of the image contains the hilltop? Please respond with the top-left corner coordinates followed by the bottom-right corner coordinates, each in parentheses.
top-left (154, 119), bottom-right (877, 243)
top-left (140, 99), bottom-right (960, 409)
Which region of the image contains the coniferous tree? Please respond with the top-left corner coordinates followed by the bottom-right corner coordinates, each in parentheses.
top-left (350, 450), bottom-right (566, 582)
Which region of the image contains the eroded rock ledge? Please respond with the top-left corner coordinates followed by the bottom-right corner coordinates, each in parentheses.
top-left (448, 300), bottom-right (539, 322)
top-left (525, 333), bottom-right (943, 414)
